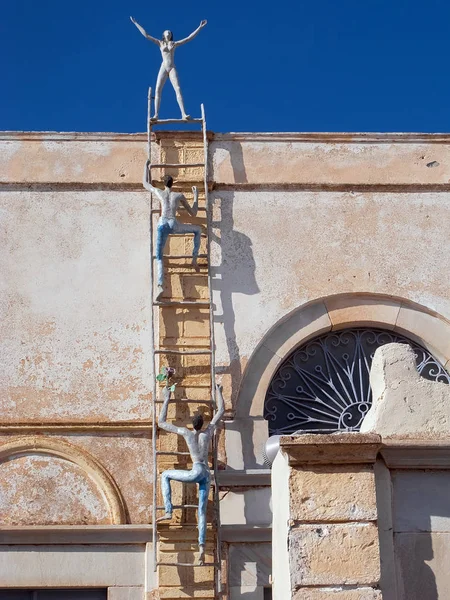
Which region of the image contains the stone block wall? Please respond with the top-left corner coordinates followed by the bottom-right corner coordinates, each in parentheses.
top-left (272, 434), bottom-right (382, 600)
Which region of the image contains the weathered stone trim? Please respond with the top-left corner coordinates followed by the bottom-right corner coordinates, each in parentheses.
top-left (213, 132), bottom-right (450, 143)
top-left (0, 525), bottom-right (152, 544)
top-left (4, 131), bottom-right (450, 143)
top-left (0, 422), bottom-right (152, 432)
top-left (381, 443), bottom-right (450, 469)
top-left (280, 433), bottom-right (382, 466)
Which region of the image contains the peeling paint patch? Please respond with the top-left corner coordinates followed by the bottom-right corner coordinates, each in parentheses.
top-left (0, 454), bottom-right (109, 525)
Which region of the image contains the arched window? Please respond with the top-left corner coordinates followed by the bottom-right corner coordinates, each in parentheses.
top-left (264, 328), bottom-right (450, 435)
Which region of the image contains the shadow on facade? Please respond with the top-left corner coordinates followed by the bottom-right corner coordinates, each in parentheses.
top-left (377, 461), bottom-right (443, 600)
top-left (211, 189), bottom-right (259, 410)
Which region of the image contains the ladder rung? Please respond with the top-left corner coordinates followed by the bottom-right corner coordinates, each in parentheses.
top-left (156, 562), bottom-right (219, 568)
top-left (156, 451), bottom-right (191, 456)
top-left (156, 450), bottom-right (213, 457)
top-left (154, 399), bottom-right (213, 404)
top-left (153, 300), bottom-right (210, 307)
top-left (154, 349), bottom-right (212, 356)
top-left (150, 118), bottom-right (203, 124)
top-left (151, 232), bottom-right (208, 237)
top-left (149, 163), bottom-right (205, 169)
top-left (156, 504), bottom-right (201, 510)
top-left (151, 208), bottom-right (207, 213)
top-left (152, 254), bottom-right (208, 259)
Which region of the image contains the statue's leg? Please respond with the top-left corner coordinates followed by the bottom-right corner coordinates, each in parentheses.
top-left (197, 473), bottom-right (211, 564)
top-left (168, 68), bottom-right (190, 120)
top-left (154, 65), bottom-right (168, 120)
top-left (155, 220), bottom-right (171, 298)
top-left (173, 222), bottom-right (202, 268)
top-left (159, 469), bottom-right (175, 521)
top-left (158, 466), bottom-right (201, 522)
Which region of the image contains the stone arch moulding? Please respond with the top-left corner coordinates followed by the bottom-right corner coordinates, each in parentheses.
top-left (236, 293), bottom-right (450, 420)
top-left (0, 435), bottom-right (127, 524)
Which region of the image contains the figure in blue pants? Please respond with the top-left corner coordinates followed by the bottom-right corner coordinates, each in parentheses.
top-left (142, 160), bottom-right (202, 300)
top-left (157, 384), bottom-right (225, 565)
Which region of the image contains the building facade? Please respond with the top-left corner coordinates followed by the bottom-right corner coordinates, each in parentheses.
top-left (1, 130), bottom-right (450, 599)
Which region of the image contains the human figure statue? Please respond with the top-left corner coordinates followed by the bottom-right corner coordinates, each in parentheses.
top-left (143, 160), bottom-right (202, 300)
top-left (130, 16), bottom-right (207, 120)
top-left (158, 383), bottom-right (225, 565)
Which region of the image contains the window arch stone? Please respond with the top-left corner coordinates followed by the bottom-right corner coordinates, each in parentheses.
top-left (0, 436), bottom-right (127, 524)
top-left (236, 294), bottom-right (450, 421)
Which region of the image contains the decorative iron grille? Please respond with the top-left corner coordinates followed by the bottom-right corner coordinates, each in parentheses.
top-left (264, 328), bottom-right (450, 435)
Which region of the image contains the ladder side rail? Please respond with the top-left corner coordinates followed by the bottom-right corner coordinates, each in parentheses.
top-left (147, 88), bottom-right (160, 573)
top-left (201, 103), bottom-right (222, 596)
top-left (148, 104), bottom-right (220, 588)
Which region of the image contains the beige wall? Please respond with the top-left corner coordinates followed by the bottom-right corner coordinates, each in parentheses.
top-left (2, 130), bottom-right (450, 596)
top-left (210, 135), bottom-right (450, 414)
top-left (0, 185), bottom-right (153, 526)
top-left (209, 134), bottom-right (450, 475)
top-left (1, 133), bottom-right (157, 595)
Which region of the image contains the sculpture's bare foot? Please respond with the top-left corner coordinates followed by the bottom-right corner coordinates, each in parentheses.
top-left (151, 114), bottom-right (159, 122)
top-left (156, 512), bottom-right (172, 523)
top-left (182, 114), bottom-right (191, 121)
top-left (155, 285), bottom-right (164, 301)
top-left (198, 545), bottom-right (205, 565)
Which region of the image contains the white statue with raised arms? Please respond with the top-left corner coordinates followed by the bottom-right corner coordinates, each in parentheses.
top-left (130, 16), bottom-right (207, 120)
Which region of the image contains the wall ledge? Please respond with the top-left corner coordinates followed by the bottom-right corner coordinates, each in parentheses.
top-left (0, 525), bottom-right (152, 544)
top-left (280, 433), bottom-right (382, 465)
top-left (381, 441), bottom-right (450, 469)
top-left (221, 525), bottom-right (272, 542)
top-left (218, 469), bottom-right (271, 487)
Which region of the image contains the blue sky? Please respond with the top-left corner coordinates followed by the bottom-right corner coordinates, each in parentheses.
top-left (2, 0), bottom-right (450, 133)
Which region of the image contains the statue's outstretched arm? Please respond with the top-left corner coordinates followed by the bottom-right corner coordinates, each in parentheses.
top-left (180, 186), bottom-right (199, 217)
top-left (210, 384), bottom-right (225, 427)
top-left (130, 16), bottom-right (160, 45)
top-left (158, 386), bottom-right (187, 435)
top-left (174, 20), bottom-right (207, 47)
top-left (142, 160), bottom-right (160, 195)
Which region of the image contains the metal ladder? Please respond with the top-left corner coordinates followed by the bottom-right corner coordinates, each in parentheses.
top-left (146, 89), bottom-right (221, 596)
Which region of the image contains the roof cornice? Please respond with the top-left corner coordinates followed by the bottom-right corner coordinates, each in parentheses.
top-left (2, 131), bottom-right (450, 144)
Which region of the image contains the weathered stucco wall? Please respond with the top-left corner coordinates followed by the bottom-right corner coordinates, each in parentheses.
top-left (1, 189), bottom-right (152, 423)
top-left (0, 133), bottom-right (155, 184)
top-left (2, 132), bottom-right (450, 597)
top-left (1, 134), bottom-right (157, 529)
top-left (207, 133), bottom-right (450, 472)
top-left (211, 132), bottom-right (450, 186)
top-left (2, 129), bottom-right (450, 499)
top-left (211, 189), bottom-right (450, 405)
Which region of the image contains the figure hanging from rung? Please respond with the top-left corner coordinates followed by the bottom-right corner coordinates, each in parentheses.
top-left (157, 369), bottom-right (224, 565)
top-left (130, 16), bottom-right (207, 120)
top-left (143, 160), bottom-right (202, 300)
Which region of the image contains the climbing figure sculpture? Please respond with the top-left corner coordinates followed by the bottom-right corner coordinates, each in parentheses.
top-left (130, 16), bottom-right (207, 120)
top-left (143, 160), bottom-right (201, 300)
top-left (158, 382), bottom-right (224, 565)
